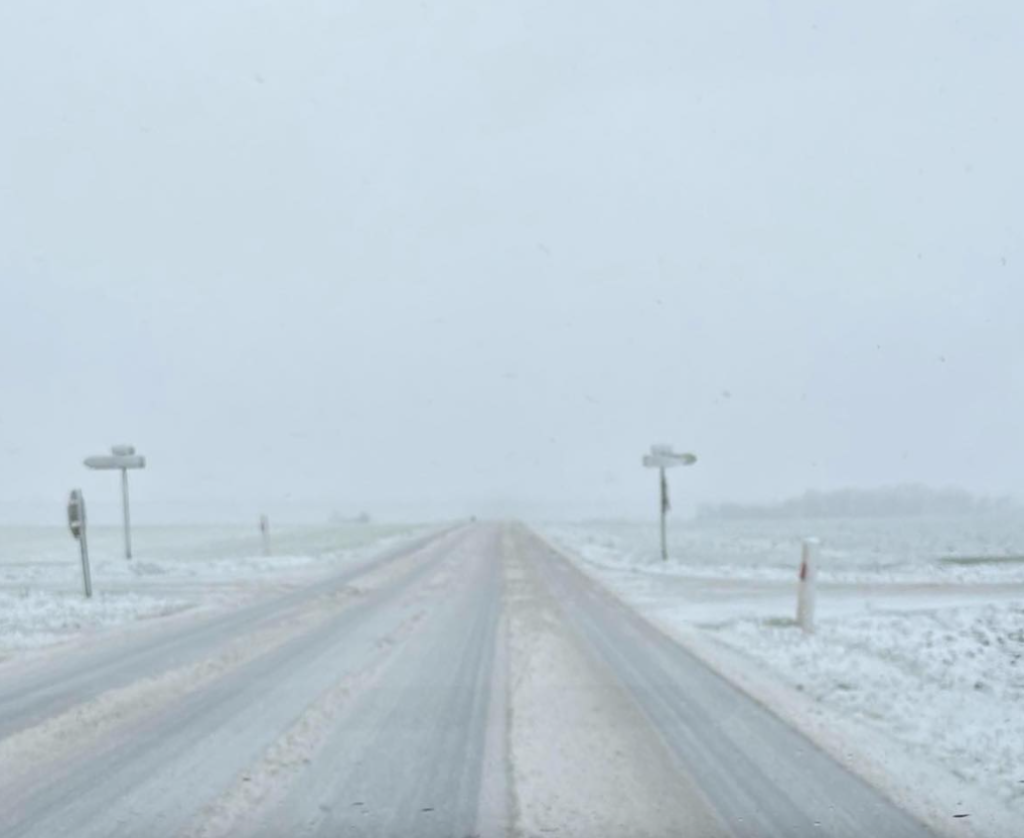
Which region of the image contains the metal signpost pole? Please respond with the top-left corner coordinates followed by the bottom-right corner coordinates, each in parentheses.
top-left (121, 468), bottom-right (132, 560)
top-left (79, 497), bottom-right (92, 597)
top-left (260, 514), bottom-right (271, 557)
top-left (659, 467), bottom-right (668, 561)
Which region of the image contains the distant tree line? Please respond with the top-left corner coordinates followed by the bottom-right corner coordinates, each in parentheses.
top-left (696, 485), bottom-right (1018, 520)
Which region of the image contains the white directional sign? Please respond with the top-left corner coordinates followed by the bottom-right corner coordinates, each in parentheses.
top-left (642, 452), bottom-right (697, 469)
top-left (641, 444), bottom-right (697, 561)
top-left (84, 455), bottom-right (146, 470)
top-left (84, 444), bottom-right (146, 559)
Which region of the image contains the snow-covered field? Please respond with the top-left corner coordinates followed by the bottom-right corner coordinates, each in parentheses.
top-left (549, 515), bottom-right (1024, 584)
top-left (0, 523), bottom-right (426, 657)
top-left (540, 516), bottom-right (1024, 821)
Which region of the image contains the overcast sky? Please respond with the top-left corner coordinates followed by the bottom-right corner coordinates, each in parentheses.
top-left (1, 1), bottom-right (1022, 523)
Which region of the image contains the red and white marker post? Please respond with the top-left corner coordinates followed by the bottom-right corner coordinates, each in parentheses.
top-left (796, 537), bottom-right (820, 633)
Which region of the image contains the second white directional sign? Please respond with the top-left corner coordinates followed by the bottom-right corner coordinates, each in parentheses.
top-left (84, 455), bottom-right (146, 470)
top-left (642, 444), bottom-right (697, 561)
top-left (642, 451), bottom-right (697, 469)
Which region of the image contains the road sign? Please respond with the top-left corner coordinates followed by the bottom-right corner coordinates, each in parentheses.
top-left (84, 455), bottom-right (146, 470)
top-left (642, 452), bottom-right (697, 469)
top-left (641, 444), bottom-right (697, 560)
top-left (68, 489), bottom-right (84, 540)
top-left (67, 490), bottom-right (92, 598)
top-left (84, 445), bottom-right (146, 559)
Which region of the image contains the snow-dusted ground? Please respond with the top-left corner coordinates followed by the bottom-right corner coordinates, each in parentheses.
top-left (540, 516), bottom-right (1024, 824)
top-left (0, 523), bottom-right (426, 657)
top-left (718, 603), bottom-right (1024, 809)
top-left (550, 515), bottom-right (1024, 585)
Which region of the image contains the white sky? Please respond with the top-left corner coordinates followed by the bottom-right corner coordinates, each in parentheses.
top-left (1, 1), bottom-right (1022, 522)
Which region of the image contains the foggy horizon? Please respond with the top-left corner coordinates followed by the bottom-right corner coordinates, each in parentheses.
top-left (1, 479), bottom-right (1018, 528)
top-left (3, 2), bottom-right (1022, 524)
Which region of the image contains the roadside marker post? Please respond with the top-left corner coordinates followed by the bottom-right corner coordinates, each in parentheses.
top-left (260, 514), bottom-right (271, 556)
top-left (67, 489), bottom-right (92, 598)
top-left (797, 538), bottom-right (820, 633)
top-left (641, 444), bottom-right (697, 561)
top-left (84, 445), bottom-right (146, 560)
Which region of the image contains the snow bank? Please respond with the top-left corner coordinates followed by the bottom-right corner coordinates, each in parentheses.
top-left (713, 604), bottom-right (1024, 813)
top-left (0, 589), bottom-right (191, 653)
top-left (0, 523), bottom-right (426, 655)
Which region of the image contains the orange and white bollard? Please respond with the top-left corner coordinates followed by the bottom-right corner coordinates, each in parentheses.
top-left (796, 537), bottom-right (820, 633)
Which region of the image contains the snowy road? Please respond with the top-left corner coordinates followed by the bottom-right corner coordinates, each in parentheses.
top-left (0, 523), bottom-right (937, 837)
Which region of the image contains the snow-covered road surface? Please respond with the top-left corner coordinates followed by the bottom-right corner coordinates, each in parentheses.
top-left (0, 523), bottom-right (937, 837)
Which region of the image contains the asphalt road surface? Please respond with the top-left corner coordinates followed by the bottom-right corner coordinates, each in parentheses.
top-left (0, 523), bottom-right (937, 837)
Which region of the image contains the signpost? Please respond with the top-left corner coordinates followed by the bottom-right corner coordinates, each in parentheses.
top-left (67, 489), bottom-right (92, 598)
top-left (260, 514), bottom-right (271, 556)
top-left (641, 444), bottom-right (697, 561)
top-left (84, 445), bottom-right (146, 559)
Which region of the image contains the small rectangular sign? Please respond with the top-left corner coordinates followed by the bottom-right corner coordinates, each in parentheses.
top-left (643, 453), bottom-right (697, 469)
top-left (67, 489), bottom-right (84, 539)
top-left (84, 455), bottom-right (146, 470)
